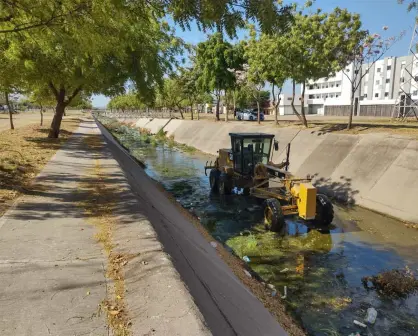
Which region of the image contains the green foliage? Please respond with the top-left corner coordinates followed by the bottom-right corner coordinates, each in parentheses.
top-left (108, 93), bottom-right (145, 111)
top-left (166, 0), bottom-right (293, 37)
top-left (195, 33), bottom-right (236, 95)
top-left (0, 0), bottom-right (182, 137)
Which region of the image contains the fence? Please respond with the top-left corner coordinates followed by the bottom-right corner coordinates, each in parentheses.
top-left (324, 104), bottom-right (393, 117)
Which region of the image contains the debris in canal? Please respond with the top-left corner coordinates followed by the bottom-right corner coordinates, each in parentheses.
top-left (353, 320), bottom-right (367, 328)
top-left (362, 266), bottom-right (418, 297)
top-left (210, 241), bottom-right (217, 248)
top-left (365, 307), bottom-right (377, 324)
top-left (243, 256), bottom-right (251, 262)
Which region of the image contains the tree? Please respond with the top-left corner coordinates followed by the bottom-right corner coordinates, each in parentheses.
top-left (29, 87), bottom-right (56, 126)
top-left (195, 33), bottom-right (241, 121)
top-left (0, 39), bottom-right (24, 130)
top-left (338, 29), bottom-right (404, 129)
top-left (178, 68), bottom-right (201, 120)
top-left (157, 77), bottom-right (189, 118)
top-left (108, 93), bottom-right (144, 112)
top-left (0, 0), bottom-right (293, 36)
top-left (245, 28), bottom-right (287, 124)
top-left (1, 1), bottom-right (180, 138)
top-left (275, 8), bottom-right (365, 127)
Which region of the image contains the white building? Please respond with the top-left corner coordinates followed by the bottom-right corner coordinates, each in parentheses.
top-left (304, 55), bottom-right (417, 117)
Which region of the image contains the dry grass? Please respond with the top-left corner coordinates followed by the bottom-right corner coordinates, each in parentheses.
top-left (78, 135), bottom-right (132, 336)
top-left (307, 120), bottom-right (418, 139)
top-left (0, 119), bottom-right (80, 216)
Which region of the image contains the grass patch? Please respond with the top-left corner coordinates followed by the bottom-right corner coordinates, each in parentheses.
top-left (0, 118), bottom-right (80, 217)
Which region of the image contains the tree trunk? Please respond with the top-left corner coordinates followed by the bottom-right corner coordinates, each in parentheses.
top-left (300, 81), bottom-right (308, 128)
top-left (5, 91), bottom-right (14, 130)
top-left (48, 95), bottom-right (66, 138)
top-left (196, 103), bottom-right (199, 120)
top-left (347, 90), bottom-right (355, 130)
top-left (190, 104), bottom-right (194, 120)
top-left (179, 108), bottom-right (184, 119)
top-left (257, 101), bottom-right (260, 124)
top-left (40, 105), bottom-right (43, 126)
top-left (225, 93), bottom-right (229, 122)
top-left (290, 80), bottom-right (304, 125)
top-left (216, 93), bottom-right (220, 121)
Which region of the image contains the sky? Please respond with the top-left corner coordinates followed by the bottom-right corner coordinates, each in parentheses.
top-left (92, 0), bottom-right (416, 107)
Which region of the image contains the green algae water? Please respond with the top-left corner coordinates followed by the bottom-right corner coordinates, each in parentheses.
top-left (101, 118), bottom-right (418, 336)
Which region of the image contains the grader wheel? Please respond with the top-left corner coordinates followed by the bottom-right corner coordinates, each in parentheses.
top-left (209, 169), bottom-right (220, 193)
top-left (315, 194), bottom-right (334, 227)
top-left (263, 198), bottom-right (285, 232)
top-left (218, 172), bottom-right (233, 195)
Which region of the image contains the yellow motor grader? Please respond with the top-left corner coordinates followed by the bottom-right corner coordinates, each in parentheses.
top-left (204, 133), bottom-right (334, 232)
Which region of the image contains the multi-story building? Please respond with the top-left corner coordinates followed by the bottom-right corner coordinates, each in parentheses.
top-left (304, 55), bottom-right (417, 117)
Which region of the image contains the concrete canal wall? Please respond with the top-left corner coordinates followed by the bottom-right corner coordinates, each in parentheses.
top-left (123, 118), bottom-right (418, 223)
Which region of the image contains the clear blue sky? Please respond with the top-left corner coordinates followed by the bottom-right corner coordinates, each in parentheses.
top-left (92, 0), bottom-right (416, 107)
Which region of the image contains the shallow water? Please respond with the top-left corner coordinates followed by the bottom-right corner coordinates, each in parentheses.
top-left (109, 122), bottom-right (418, 336)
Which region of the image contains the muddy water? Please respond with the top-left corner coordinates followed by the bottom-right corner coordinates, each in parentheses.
top-left (109, 123), bottom-right (418, 336)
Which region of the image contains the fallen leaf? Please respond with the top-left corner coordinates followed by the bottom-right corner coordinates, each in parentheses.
top-left (86, 291), bottom-right (90, 295)
top-left (116, 295), bottom-right (122, 300)
top-left (110, 310), bottom-right (120, 315)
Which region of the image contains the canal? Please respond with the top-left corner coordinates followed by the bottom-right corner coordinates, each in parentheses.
top-left (100, 117), bottom-right (418, 336)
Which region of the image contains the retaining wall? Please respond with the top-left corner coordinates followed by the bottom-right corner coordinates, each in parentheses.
top-left (123, 118), bottom-right (418, 223)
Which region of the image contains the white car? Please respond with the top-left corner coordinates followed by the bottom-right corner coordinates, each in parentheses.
top-left (237, 109), bottom-right (265, 121)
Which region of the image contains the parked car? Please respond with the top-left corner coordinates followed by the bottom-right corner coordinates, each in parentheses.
top-left (237, 109), bottom-right (264, 121)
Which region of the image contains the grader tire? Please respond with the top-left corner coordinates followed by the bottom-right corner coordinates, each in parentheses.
top-left (218, 172), bottom-right (233, 195)
top-left (209, 169), bottom-right (220, 193)
top-left (263, 198), bottom-right (285, 232)
top-left (315, 194), bottom-right (334, 227)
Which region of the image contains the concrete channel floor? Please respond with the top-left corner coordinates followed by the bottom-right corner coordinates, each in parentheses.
top-left (0, 120), bottom-right (209, 336)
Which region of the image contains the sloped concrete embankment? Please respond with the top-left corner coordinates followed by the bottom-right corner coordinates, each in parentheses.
top-left (125, 118), bottom-right (418, 223)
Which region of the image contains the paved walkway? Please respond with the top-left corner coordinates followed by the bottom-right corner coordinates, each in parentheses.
top-left (0, 120), bottom-right (209, 335)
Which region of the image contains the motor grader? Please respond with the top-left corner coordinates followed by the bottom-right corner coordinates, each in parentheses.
top-left (204, 133), bottom-right (333, 232)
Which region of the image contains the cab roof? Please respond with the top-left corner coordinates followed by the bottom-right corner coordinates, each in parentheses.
top-left (229, 132), bottom-right (274, 139)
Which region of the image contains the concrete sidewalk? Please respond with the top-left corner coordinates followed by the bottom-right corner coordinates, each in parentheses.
top-left (0, 120), bottom-right (209, 335)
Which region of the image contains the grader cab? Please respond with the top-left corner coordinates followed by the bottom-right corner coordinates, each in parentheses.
top-left (204, 133), bottom-right (333, 232)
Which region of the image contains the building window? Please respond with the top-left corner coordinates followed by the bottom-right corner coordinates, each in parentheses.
top-left (376, 80), bottom-right (380, 85)
top-left (387, 65), bottom-right (391, 71)
top-left (354, 70), bottom-right (359, 74)
top-left (325, 95), bottom-right (328, 98)
top-left (375, 93), bottom-right (379, 98)
top-left (316, 95), bottom-right (320, 99)
top-left (401, 77), bottom-right (405, 83)
top-left (377, 68), bottom-right (381, 73)
top-left (336, 84), bottom-right (340, 87)
top-left (414, 91), bottom-right (418, 96)
top-left (330, 84), bottom-right (334, 88)
top-left (385, 92), bottom-right (389, 97)
top-left (287, 97), bottom-right (292, 101)
top-left (330, 94), bottom-right (334, 98)
top-left (386, 78), bottom-right (390, 83)
top-left (309, 85), bottom-right (314, 89)
top-left (309, 95), bottom-right (314, 99)
top-left (336, 94), bottom-right (339, 98)
top-left (364, 94), bottom-right (368, 98)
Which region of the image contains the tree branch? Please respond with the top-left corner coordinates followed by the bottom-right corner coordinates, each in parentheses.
top-left (64, 86), bottom-right (82, 106)
top-left (48, 82), bottom-right (59, 100)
